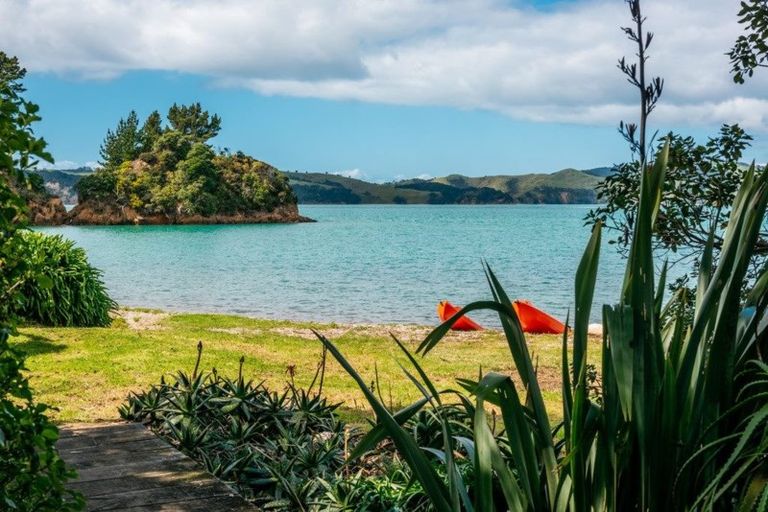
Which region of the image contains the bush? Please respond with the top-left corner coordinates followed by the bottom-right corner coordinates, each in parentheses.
top-left (120, 344), bottom-right (347, 510)
top-left (75, 170), bottom-right (116, 203)
top-left (1, 51), bottom-right (84, 510)
top-left (120, 343), bottom-right (471, 511)
top-left (16, 232), bottom-right (116, 327)
top-left (0, 328), bottom-right (84, 511)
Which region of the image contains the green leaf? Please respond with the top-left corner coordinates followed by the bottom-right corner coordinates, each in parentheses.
top-left (36, 274), bottom-right (53, 290)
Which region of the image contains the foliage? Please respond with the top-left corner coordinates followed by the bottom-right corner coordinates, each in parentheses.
top-left (588, 125), bottom-right (763, 272)
top-left (319, 144), bottom-right (768, 511)
top-left (99, 110), bottom-right (141, 169)
top-left (592, 1), bottom-right (762, 282)
top-left (0, 51), bottom-right (26, 94)
top-left (15, 232), bottom-right (116, 327)
top-left (730, 0), bottom-right (768, 83)
top-left (119, 340), bottom-right (492, 511)
top-left (319, 461), bottom-right (433, 511)
top-left (0, 54), bottom-right (83, 510)
top-left (213, 151), bottom-right (296, 212)
top-left (139, 110), bottom-right (163, 152)
top-left (616, 0), bottom-right (664, 165)
top-left (120, 344), bottom-right (347, 510)
top-left (167, 102), bottom-right (221, 142)
top-left (74, 168), bottom-right (117, 203)
top-left (0, 328), bottom-right (84, 511)
top-left (79, 108), bottom-right (296, 216)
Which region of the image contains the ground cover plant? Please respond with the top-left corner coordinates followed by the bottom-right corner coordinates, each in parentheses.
top-left (15, 231), bottom-right (116, 327)
top-left (120, 343), bottom-right (348, 509)
top-left (120, 343), bottom-right (478, 510)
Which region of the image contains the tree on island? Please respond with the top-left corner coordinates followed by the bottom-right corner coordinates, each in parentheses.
top-left (139, 110), bottom-right (163, 152)
top-left (99, 110), bottom-right (141, 169)
top-left (77, 105), bottom-right (297, 219)
top-left (167, 102), bottom-right (221, 141)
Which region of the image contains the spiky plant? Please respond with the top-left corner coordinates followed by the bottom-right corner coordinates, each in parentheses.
top-left (318, 145), bottom-right (768, 511)
top-left (120, 344), bottom-right (346, 511)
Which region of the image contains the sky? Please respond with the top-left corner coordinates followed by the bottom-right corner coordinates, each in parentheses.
top-left (3, 0), bottom-right (767, 181)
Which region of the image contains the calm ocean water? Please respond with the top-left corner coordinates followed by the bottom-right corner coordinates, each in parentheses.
top-left (36, 205), bottom-right (652, 325)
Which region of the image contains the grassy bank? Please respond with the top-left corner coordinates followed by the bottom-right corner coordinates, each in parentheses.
top-left (13, 310), bottom-right (590, 424)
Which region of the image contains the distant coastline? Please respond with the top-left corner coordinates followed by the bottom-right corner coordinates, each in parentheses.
top-left (33, 165), bottom-right (612, 208)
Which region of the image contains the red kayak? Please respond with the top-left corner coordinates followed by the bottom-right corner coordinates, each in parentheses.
top-left (437, 301), bottom-right (483, 331)
top-left (512, 300), bottom-right (565, 334)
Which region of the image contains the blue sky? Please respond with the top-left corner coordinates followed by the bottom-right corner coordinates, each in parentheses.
top-left (25, 71), bottom-right (635, 179)
top-left (7, 0), bottom-right (768, 181)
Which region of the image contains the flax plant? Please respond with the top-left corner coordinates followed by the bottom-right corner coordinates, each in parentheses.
top-left (17, 232), bottom-right (116, 327)
top-left (318, 145), bottom-right (768, 511)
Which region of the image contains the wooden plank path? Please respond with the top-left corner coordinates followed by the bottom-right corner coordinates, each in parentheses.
top-left (59, 422), bottom-right (255, 511)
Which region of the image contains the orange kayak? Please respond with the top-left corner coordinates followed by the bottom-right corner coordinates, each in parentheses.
top-left (512, 300), bottom-right (565, 334)
top-left (437, 301), bottom-right (483, 331)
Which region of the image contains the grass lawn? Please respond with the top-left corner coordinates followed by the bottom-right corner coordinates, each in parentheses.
top-left (13, 310), bottom-right (596, 425)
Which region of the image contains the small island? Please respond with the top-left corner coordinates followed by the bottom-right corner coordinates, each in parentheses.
top-left (40, 104), bottom-right (312, 225)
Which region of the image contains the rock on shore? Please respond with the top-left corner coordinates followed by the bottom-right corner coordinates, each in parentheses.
top-left (27, 196), bottom-right (67, 225)
top-left (66, 201), bottom-right (313, 225)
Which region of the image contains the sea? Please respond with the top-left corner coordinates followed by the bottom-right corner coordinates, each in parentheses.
top-left (36, 204), bottom-right (671, 326)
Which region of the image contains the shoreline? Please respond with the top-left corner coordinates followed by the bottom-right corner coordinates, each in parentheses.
top-left (111, 307), bottom-right (603, 337)
top-left (113, 308), bottom-right (489, 341)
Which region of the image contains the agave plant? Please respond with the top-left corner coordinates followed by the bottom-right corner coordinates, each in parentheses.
top-left (120, 343), bottom-right (347, 511)
top-left (318, 145), bottom-right (768, 511)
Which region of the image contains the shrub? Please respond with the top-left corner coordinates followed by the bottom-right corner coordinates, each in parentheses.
top-left (120, 343), bottom-right (471, 511)
top-left (75, 169), bottom-right (117, 203)
top-left (0, 328), bottom-right (84, 511)
top-left (318, 462), bottom-right (433, 511)
top-left (16, 232), bottom-right (116, 327)
top-left (120, 344), bottom-right (347, 510)
top-left (1, 51), bottom-right (84, 510)
top-left (319, 146), bottom-right (768, 510)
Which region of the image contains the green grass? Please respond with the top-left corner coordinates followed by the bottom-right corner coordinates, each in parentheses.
top-left (11, 310), bottom-right (587, 425)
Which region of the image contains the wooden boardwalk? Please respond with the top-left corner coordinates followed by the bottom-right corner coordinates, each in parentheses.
top-left (59, 423), bottom-right (255, 511)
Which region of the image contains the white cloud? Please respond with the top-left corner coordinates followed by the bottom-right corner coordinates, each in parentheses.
top-left (331, 168), bottom-right (364, 179)
top-left (36, 159), bottom-right (100, 170)
top-left (2, 0), bottom-right (767, 130)
top-left (36, 159), bottom-right (81, 170)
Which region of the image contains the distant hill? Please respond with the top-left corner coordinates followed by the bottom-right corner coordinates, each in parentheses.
top-left (429, 168), bottom-right (602, 203)
top-left (582, 166), bottom-right (615, 178)
top-left (35, 167), bottom-right (608, 206)
top-left (287, 168), bottom-right (605, 204)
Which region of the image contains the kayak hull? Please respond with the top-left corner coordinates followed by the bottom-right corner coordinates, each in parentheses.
top-left (437, 301), bottom-right (483, 331)
top-left (512, 300), bottom-right (565, 334)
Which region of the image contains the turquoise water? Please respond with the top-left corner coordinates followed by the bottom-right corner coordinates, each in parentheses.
top-left (38, 205), bottom-right (641, 325)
